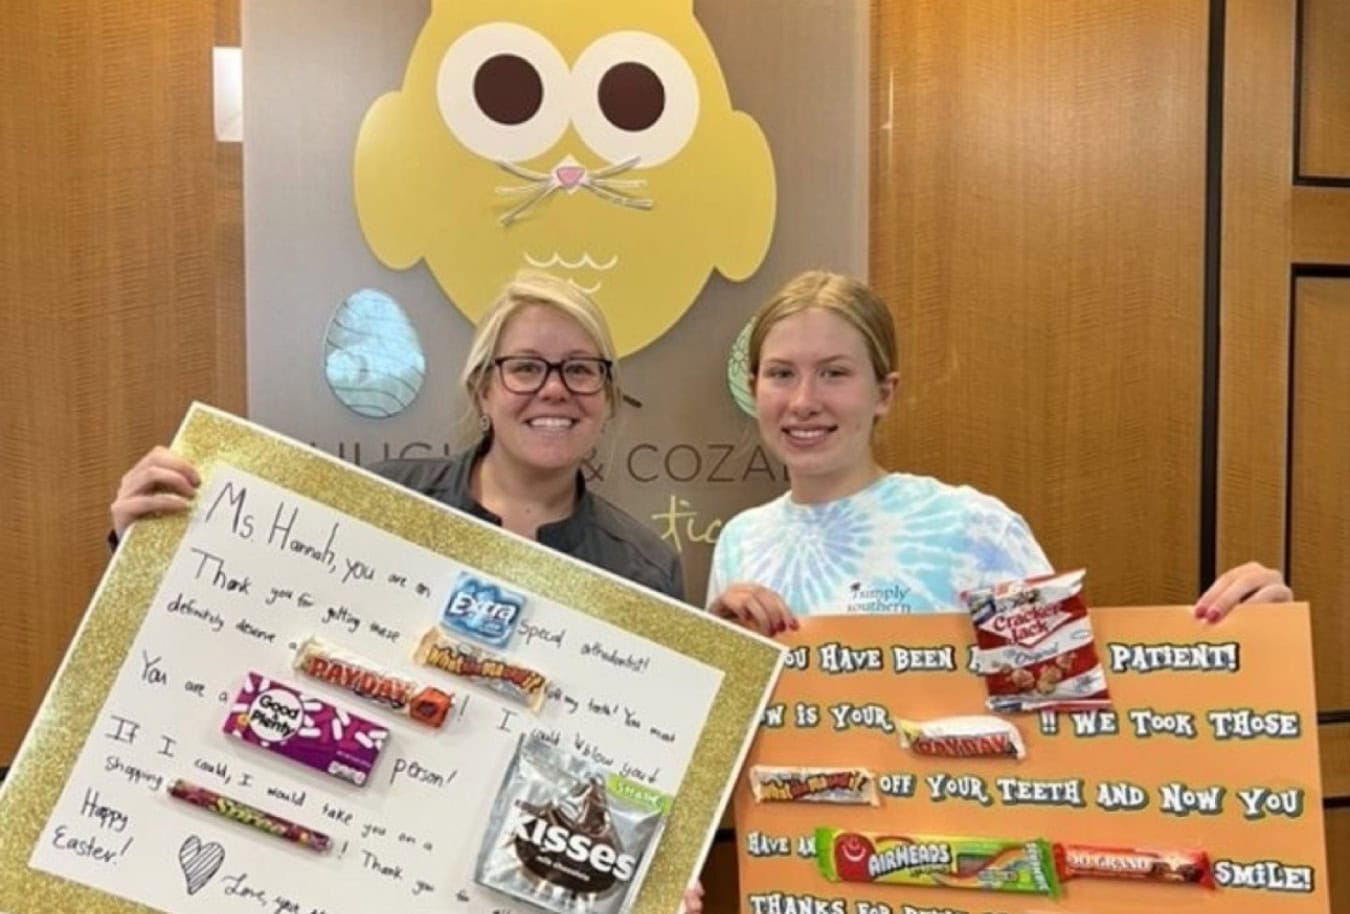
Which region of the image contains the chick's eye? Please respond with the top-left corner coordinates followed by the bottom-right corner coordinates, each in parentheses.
top-left (571, 31), bottom-right (699, 168)
top-left (474, 54), bottom-right (543, 125)
top-left (598, 62), bottom-right (665, 131)
top-left (437, 23), bottom-right (569, 162)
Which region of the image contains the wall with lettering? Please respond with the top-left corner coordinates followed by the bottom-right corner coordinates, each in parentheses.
top-left (242, 0), bottom-right (869, 597)
top-left (734, 610), bottom-right (1330, 914)
top-left (24, 464), bottom-right (726, 913)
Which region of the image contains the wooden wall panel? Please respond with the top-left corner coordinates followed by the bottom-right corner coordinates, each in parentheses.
top-left (870, 0), bottom-right (1207, 605)
top-left (1322, 718), bottom-right (1349, 914)
top-left (1323, 722), bottom-right (1350, 800)
top-left (0, 1), bottom-right (241, 762)
top-left (1293, 185), bottom-right (1350, 264)
top-left (1290, 278), bottom-right (1350, 709)
top-left (1299, 0), bottom-right (1350, 180)
top-left (216, 143), bottom-right (246, 408)
top-left (1217, 0), bottom-right (1295, 580)
top-left (1328, 808), bottom-right (1349, 912)
top-left (216, 0), bottom-right (247, 409)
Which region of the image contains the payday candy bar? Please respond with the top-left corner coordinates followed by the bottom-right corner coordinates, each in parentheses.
top-left (222, 672), bottom-right (387, 786)
top-left (415, 628), bottom-right (548, 712)
top-left (293, 636), bottom-right (453, 728)
top-left (898, 716), bottom-right (1026, 760)
top-left (1059, 844), bottom-right (1214, 887)
top-left (963, 570), bottom-right (1111, 713)
top-left (749, 766), bottom-right (878, 805)
top-left (816, 828), bottom-right (1060, 896)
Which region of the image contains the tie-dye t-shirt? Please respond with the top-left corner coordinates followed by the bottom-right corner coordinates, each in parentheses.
top-left (707, 474), bottom-right (1052, 615)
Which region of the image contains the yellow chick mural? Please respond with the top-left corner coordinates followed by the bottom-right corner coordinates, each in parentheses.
top-left (354, 0), bottom-right (776, 357)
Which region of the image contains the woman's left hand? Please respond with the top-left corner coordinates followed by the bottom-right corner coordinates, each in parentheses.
top-left (1195, 561), bottom-right (1292, 623)
top-left (682, 882), bottom-right (704, 913)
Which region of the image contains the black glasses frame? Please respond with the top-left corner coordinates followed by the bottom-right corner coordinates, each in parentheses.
top-left (491, 355), bottom-right (613, 395)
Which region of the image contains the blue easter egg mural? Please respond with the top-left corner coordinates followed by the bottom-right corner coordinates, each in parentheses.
top-left (324, 289), bottom-right (426, 418)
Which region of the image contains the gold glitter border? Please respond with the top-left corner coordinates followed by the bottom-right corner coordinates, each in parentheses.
top-left (0, 404), bottom-right (784, 914)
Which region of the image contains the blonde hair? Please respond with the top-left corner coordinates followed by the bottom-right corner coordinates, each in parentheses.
top-left (748, 270), bottom-right (897, 381)
top-left (461, 270), bottom-right (622, 433)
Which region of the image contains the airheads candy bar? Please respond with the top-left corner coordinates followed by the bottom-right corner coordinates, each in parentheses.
top-left (963, 570), bottom-right (1111, 713)
top-left (221, 673), bottom-right (386, 786)
top-left (748, 766), bottom-right (878, 805)
top-left (815, 828), bottom-right (1060, 896)
top-left (1058, 844), bottom-right (1214, 887)
top-left (898, 716), bottom-right (1026, 760)
top-left (414, 628), bottom-right (548, 712)
top-left (292, 636), bottom-right (453, 728)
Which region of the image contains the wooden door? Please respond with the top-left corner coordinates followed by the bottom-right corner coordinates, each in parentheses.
top-left (1222, 0), bottom-right (1350, 906)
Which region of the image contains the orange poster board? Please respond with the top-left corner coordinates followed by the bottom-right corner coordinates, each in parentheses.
top-left (733, 605), bottom-right (1330, 914)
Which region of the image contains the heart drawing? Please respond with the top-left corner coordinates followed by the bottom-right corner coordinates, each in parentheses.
top-left (178, 835), bottom-right (225, 896)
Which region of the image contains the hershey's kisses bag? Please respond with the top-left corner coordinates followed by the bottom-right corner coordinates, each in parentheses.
top-left (475, 735), bottom-right (671, 914)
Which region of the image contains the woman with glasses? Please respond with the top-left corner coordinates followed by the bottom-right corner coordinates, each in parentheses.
top-left (111, 270), bottom-right (684, 600)
top-left (374, 269), bottom-right (685, 598)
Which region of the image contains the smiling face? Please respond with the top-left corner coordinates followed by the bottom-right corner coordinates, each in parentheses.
top-left (478, 304), bottom-right (610, 474)
top-left (832, 832), bottom-right (875, 881)
top-left (754, 308), bottom-right (897, 503)
top-left (355, 0), bottom-right (777, 357)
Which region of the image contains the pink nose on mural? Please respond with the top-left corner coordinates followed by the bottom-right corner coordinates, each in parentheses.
top-left (555, 165), bottom-right (586, 189)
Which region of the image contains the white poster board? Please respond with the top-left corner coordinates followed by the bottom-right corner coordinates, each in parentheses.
top-left (0, 405), bottom-right (783, 914)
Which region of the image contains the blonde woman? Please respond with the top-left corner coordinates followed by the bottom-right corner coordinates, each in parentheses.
top-left (708, 270), bottom-right (1290, 634)
top-left (112, 270), bottom-right (683, 600)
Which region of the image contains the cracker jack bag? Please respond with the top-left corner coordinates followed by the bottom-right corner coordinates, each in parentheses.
top-left (963, 570), bottom-right (1111, 713)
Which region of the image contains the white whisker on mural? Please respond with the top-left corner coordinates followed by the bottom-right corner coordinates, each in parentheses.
top-left (499, 183), bottom-right (559, 226)
top-left (590, 156), bottom-right (641, 179)
top-left (581, 181), bottom-right (653, 211)
top-left (496, 160), bottom-right (550, 183)
top-left (590, 178), bottom-right (646, 191)
top-left (495, 184), bottom-right (541, 196)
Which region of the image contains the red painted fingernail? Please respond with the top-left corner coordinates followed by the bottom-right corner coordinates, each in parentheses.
top-left (1206, 608), bottom-right (1221, 623)
top-left (1193, 604), bottom-right (1208, 619)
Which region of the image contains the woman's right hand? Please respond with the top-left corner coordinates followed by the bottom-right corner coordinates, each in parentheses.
top-left (111, 446), bottom-right (201, 540)
top-left (710, 583), bottom-right (798, 637)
